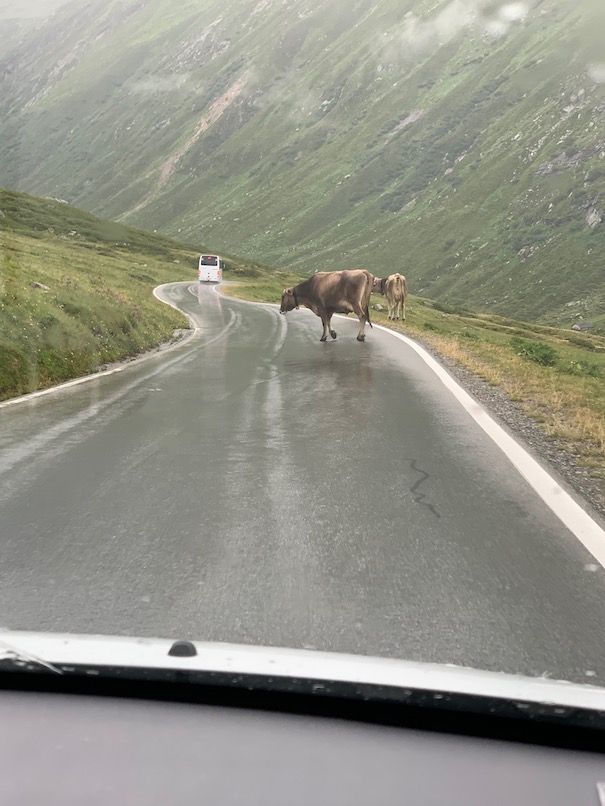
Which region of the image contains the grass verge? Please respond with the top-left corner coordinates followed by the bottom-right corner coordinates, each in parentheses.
top-left (0, 187), bottom-right (274, 401)
top-left (0, 228), bottom-right (189, 400)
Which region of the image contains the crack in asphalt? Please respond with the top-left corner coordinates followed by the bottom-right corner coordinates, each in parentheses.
top-left (405, 458), bottom-right (441, 519)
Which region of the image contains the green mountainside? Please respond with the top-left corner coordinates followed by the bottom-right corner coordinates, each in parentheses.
top-left (1, 0), bottom-right (604, 326)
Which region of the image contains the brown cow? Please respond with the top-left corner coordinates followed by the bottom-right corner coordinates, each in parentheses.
top-left (373, 273), bottom-right (408, 321)
top-left (280, 269), bottom-right (374, 342)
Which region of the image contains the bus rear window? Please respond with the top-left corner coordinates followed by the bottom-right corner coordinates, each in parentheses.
top-left (200, 255), bottom-right (218, 266)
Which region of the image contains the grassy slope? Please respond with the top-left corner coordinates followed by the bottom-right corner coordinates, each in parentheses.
top-left (225, 278), bottom-right (605, 479)
top-left (0, 187), bottom-right (273, 400)
top-left (1, 0), bottom-right (604, 327)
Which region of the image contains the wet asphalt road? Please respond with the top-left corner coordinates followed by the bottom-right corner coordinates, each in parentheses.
top-left (1, 281), bottom-right (605, 684)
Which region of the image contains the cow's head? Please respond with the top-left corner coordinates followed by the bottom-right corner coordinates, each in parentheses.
top-left (372, 277), bottom-right (386, 296)
top-left (280, 288), bottom-right (298, 313)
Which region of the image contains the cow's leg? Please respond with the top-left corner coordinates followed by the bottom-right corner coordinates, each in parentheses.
top-left (355, 307), bottom-right (367, 341)
top-left (396, 298), bottom-right (402, 320)
top-left (327, 312), bottom-right (337, 339)
top-left (402, 297), bottom-right (406, 321)
top-left (388, 301), bottom-right (395, 320)
top-left (319, 313), bottom-right (329, 342)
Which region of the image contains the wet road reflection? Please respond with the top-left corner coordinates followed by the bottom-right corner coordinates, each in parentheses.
top-left (0, 282), bottom-right (605, 686)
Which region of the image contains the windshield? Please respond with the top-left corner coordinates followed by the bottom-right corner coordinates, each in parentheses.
top-left (1, 0), bottom-right (605, 693)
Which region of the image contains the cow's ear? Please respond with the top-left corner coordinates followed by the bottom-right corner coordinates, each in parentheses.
top-left (284, 287), bottom-right (293, 295)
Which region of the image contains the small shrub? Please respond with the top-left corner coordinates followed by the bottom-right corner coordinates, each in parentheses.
top-left (433, 301), bottom-right (457, 314)
top-left (567, 336), bottom-right (595, 351)
top-left (433, 301), bottom-right (470, 315)
top-left (423, 322), bottom-right (439, 331)
top-left (511, 336), bottom-right (558, 366)
top-left (62, 301), bottom-right (82, 317)
top-left (558, 360), bottom-right (602, 378)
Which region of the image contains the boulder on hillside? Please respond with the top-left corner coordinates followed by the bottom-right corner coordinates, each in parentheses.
top-left (586, 208), bottom-right (602, 228)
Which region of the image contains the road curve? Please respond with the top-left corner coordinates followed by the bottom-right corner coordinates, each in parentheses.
top-left (1, 281), bottom-right (605, 684)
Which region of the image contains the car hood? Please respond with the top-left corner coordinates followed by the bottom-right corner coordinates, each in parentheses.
top-left (1, 630), bottom-right (605, 714)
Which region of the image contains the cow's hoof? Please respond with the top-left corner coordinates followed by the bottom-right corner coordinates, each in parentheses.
top-left (356, 335), bottom-right (365, 342)
top-left (330, 331), bottom-right (337, 340)
top-left (320, 336), bottom-right (327, 342)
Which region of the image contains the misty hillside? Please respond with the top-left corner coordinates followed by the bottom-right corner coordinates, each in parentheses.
top-left (1, 0), bottom-right (604, 326)
top-left (0, 0), bottom-right (72, 59)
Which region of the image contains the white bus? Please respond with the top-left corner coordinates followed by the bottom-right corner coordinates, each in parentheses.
top-left (198, 254), bottom-right (224, 283)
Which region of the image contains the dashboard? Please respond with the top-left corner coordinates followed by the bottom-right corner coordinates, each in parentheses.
top-left (1, 685), bottom-right (604, 805)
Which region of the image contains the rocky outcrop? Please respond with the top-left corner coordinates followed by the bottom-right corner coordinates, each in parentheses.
top-left (586, 208), bottom-right (602, 228)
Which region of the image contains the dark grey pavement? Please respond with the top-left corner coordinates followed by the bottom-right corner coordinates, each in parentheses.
top-left (1, 281), bottom-right (605, 684)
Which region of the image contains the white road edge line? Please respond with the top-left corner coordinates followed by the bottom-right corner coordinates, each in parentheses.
top-left (153, 282), bottom-right (201, 332)
top-left (217, 287), bottom-right (605, 568)
top-left (0, 282), bottom-right (196, 410)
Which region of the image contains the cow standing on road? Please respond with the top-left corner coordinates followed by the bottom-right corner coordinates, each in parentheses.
top-left (280, 269), bottom-right (374, 342)
top-left (373, 273), bottom-right (408, 321)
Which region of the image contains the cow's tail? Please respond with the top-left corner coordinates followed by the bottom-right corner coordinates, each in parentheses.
top-left (365, 273), bottom-right (373, 329)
